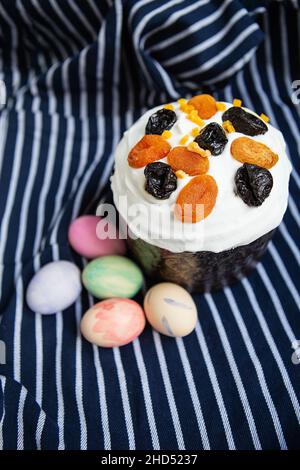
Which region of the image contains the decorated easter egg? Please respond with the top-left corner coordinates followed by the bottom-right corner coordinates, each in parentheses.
top-left (26, 261), bottom-right (81, 314)
top-left (82, 255), bottom-right (143, 299)
top-left (144, 282), bottom-right (197, 337)
top-left (80, 298), bottom-right (146, 347)
top-left (68, 215), bottom-right (126, 259)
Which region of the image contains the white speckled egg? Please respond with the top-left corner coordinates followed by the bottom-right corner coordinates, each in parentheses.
top-left (26, 261), bottom-right (82, 314)
top-left (144, 282), bottom-right (197, 337)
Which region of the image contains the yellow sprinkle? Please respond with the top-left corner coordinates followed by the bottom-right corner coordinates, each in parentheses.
top-left (187, 111), bottom-right (205, 126)
top-left (216, 102), bottom-right (227, 111)
top-left (233, 98), bottom-right (242, 107)
top-left (164, 103), bottom-right (174, 110)
top-left (260, 113), bottom-right (269, 123)
top-left (191, 127), bottom-right (199, 137)
top-left (180, 103), bottom-right (194, 113)
top-left (161, 130), bottom-right (172, 139)
top-left (222, 120), bottom-right (235, 133)
top-left (178, 98), bottom-right (187, 105)
top-left (175, 170), bottom-right (188, 179)
top-left (179, 135), bottom-right (189, 145)
top-left (187, 142), bottom-right (211, 157)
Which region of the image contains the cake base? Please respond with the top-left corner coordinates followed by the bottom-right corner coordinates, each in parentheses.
top-left (127, 230), bottom-right (274, 293)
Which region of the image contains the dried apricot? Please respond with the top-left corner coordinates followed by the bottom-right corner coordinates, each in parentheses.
top-left (187, 94), bottom-right (217, 120)
top-left (231, 137), bottom-right (278, 169)
top-left (174, 175), bottom-right (218, 223)
top-left (167, 146), bottom-right (209, 176)
top-left (128, 135), bottom-right (171, 168)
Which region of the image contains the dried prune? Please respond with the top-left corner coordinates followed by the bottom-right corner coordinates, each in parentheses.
top-left (222, 107), bottom-right (267, 136)
top-left (144, 162), bottom-right (177, 199)
top-left (194, 122), bottom-right (228, 156)
top-left (235, 163), bottom-right (273, 206)
top-left (145, 109), bottom-right (177, 135)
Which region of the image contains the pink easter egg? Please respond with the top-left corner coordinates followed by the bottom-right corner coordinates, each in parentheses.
top-left (80, 298), bottom-right (146, 348)
top-left (68, 215), bottom-right (126, 259)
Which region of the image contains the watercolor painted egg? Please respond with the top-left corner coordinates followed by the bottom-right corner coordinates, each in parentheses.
top-left (80, 298), bottom-right (146, 347)
top-left (82, 255), bottom-right (143, 299)
top-left (144, 282), bottom-right (197, 337)
top-left (26, 261), bottom-right (81, 314)
top-left (68, 215), bottom-right (126, 259)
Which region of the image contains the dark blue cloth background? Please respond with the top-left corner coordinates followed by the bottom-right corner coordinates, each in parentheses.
top-left (0, 0), bottom-right (299, 450)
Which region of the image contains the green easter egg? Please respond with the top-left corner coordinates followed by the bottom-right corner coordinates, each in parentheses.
top-left (82, 255), bottom-right (143, 299)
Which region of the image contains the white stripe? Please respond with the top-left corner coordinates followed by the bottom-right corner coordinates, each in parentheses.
top-left (33, 113), bottom-right (59, 254)
top-left (178, 23), bottom-right (259, 78)
top-left (194, 323), bottom-right (239, 449)
top-left (0, 376), bottom-right (6, 449)
top-left (141, 0), bottom-right (209, 50)
top-left (205, 295), bottom-right (261, 450)
top-left (224, 288), bottom-right (287, 449)
top-left (242, 278), bottom-right (300, 425)
top-left (92, 344), bottom-right (111, 449)
top-left (132, 0), bottom-right (181, 96)
top-left (257, 263), bottom-right (297, 343)
top-left (268, 243), bottom-right (300, 310)
top-left (0, 3), bottom-right (21, 92)
top-left (113, 348), bottom-right (136, 449)
top-left (152, 332), bottom-right (185, 449)
top-left (49, 0), bottom-right (86, 48)
top-left (68, 0), bottom-right (97, 39)
top-left (17, 386), bottom-right (27, 450)
top-left (132, 340), bottom-right (160, 449)
top-left (279, 223), bottom-right (300, 266)
top-left (149, 0), bottom-right (233, 52)
top-left (75, 297), bottom-right (88, 450)
top-left (175, 338), bottom-right (210, 450)
top-left (287, 196), bottom-right (300, 228)
top-left (163, 8), bottom-right (246, 67)
top-left (35, 410), bottom-right (46, 450)
top-left (0, 111), bottom-right (9, 186)
top-left (30, 0), bottom-right (73, 57)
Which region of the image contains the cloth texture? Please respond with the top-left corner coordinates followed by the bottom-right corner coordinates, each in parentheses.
top-left (0, 0), bottom-right (299, 450)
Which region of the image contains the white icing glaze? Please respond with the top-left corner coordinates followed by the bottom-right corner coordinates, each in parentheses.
top-left (111, 101), bottom-right (292, 253)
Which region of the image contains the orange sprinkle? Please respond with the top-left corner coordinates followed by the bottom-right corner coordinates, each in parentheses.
top-left (233, 98), bottom-right (242, 107)
top-left (260, 113), bottom-right (270, 123)
top-left (191, 127), bottom-right (200, 137)
top-left (180, 103), bottom-right (195, 113)
top-left (178, 98), bottom-right (187, 105)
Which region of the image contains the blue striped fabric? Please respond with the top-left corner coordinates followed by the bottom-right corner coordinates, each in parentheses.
top-left (0, 0), bottom-right (299, 450)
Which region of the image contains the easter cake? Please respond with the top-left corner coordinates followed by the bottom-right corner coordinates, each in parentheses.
top-left (111, 95), bottom-right (291, 292)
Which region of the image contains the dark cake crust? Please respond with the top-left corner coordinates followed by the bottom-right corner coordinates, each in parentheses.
top-left (128, 230), bottom-right (274, 293)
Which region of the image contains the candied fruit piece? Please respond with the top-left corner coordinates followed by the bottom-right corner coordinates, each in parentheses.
top-left (222, 120), bottom-right (235, 133)
top-left (194, 122), bottom-right (228, 156)
top-left (187, 142), bottom-right (211, 157)
top-left (233, 98), bottom-right (242, 107)
top-left (164, 103), bottom-right (174, 110)
top-left (216, 102), bottom-right (227, 111)
top-left (191, 127), bottom-right (200, 137)
top-left (146, 108), bottom-right (177, 135)
top-left (161, 130), bottom-right (172, 139)
top-left (260, 113), bottom-right (269, 123)
top-left (175, 170), bottom-right (188, 179)
top-left (235, 163), bottom-right (273, 206)
top-left (222, 107), bottom-right (267, 136)
top-left (179, 135), bottom-right (189, 145)
top-left (187, 94), bottom-right (217, 119)
top-left (231, 137), bottom-right (278, 169)
top-left (167, 146), bottom-right (209, 176)
top-left (175, 175), bottom-right (218, 223)
top-left (144, 162), bottom-right (177, 199)
top-left (128, 135), bottom-right (171, 168)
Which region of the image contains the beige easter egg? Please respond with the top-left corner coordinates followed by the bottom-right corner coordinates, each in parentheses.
top-left (144, 282), bottom-right (197, 337)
